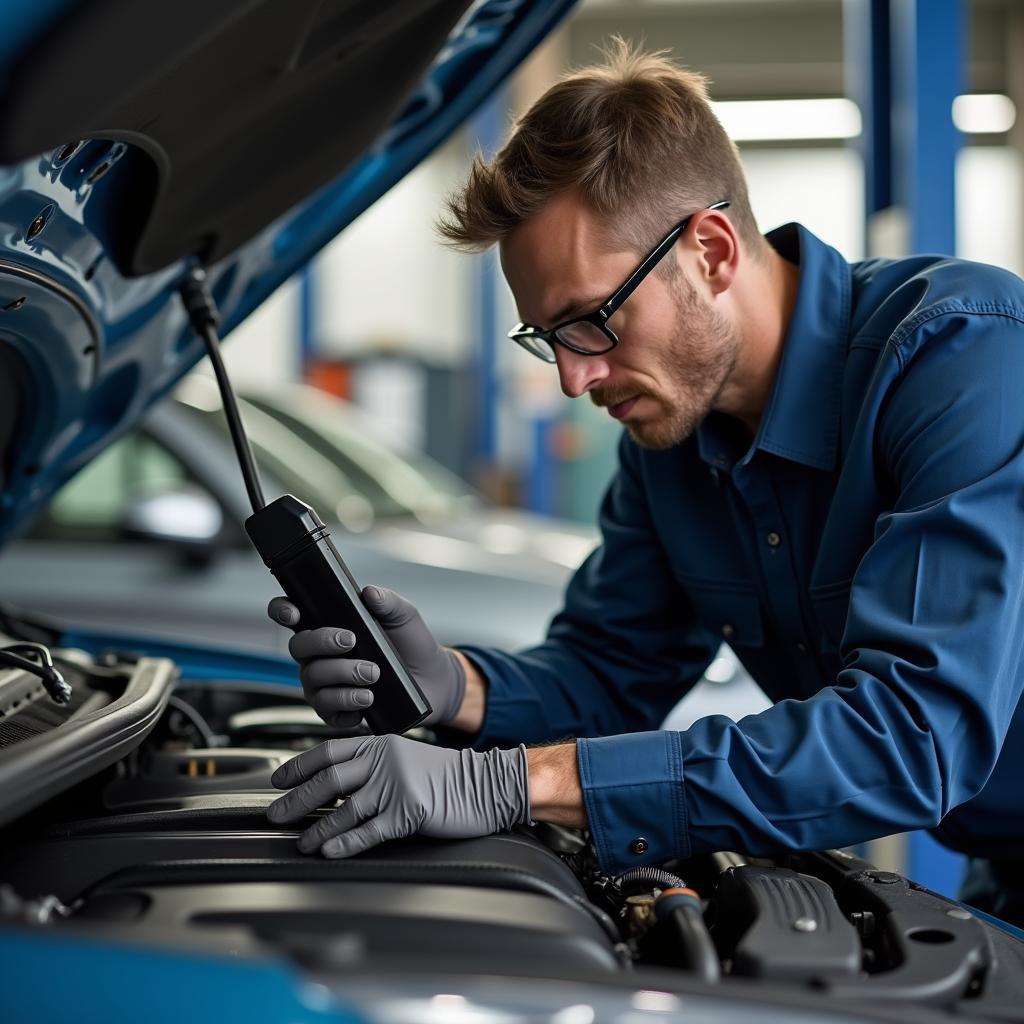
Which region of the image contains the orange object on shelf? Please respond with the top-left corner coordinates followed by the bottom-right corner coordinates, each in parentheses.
top-left (305, 358), bottom-right (353, 400)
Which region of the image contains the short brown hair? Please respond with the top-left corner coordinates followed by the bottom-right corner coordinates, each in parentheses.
top-left (439, 38), bottom-right (765, 261)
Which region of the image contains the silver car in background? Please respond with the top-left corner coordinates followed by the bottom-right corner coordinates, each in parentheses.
top-left (1, 376), bottom-right (760, 721)
top-left (1, 376), bottom-right (596, 653)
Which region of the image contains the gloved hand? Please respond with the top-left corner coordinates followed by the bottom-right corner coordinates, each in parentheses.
top-left (266, 734), bottom-right (530, 857)
top-left (268, 586), bottom-right (466, 729)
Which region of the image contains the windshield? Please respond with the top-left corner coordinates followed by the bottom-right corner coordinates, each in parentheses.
top-left (174, 380), bottom-right (380, 531)
top-left (241, 386), bottom-right (479, 526)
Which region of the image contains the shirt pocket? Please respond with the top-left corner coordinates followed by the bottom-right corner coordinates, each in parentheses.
top-left (808, 577), bottom-right (854, 655)
top-left (678, 576), bottom-right (764, 649)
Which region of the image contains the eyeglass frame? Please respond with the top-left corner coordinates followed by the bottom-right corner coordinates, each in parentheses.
top-left (507, 200), bottom-right (731, 364)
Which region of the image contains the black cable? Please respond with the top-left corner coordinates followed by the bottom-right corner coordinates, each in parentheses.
top-left (613, 866), bottom-right (688, 894)
top-left (0, 642), bottom-right (72, 704)
top-left (179, 267), bottom-right (266, 513)
top-left (165, 694), bottom-right (218, 748)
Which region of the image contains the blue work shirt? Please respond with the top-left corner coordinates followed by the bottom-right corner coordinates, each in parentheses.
top-left (462, 223), bottom-right (1024, 874)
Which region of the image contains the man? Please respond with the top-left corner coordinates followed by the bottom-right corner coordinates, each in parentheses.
top-left (265, 42), bottom-right (1024, 922)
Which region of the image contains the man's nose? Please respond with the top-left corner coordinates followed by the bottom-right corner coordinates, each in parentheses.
top-left (554, 347), bottom-right (610, 398)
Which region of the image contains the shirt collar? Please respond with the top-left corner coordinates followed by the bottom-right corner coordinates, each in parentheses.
top-left (696, 222), bottom-right (852, 472)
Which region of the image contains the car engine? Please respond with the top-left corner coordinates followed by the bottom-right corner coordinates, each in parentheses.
top-left (2, 632), bottom-right (1024, 1023)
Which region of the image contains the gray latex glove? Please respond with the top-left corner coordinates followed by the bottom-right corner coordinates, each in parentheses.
top-left (268, 586), bottom-right (466, 729)
top-left (266, 734), bottom-right (530, 857)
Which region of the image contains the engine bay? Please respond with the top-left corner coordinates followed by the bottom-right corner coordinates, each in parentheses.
top-left (3, 633), bottom-right (1024, 1022)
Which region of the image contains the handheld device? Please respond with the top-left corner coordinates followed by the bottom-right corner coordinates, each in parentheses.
top-left (179, 268), bottom-right (430, 735)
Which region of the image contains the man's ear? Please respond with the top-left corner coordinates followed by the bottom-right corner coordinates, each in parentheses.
top-left (693, 209), bottom-right (739, 296)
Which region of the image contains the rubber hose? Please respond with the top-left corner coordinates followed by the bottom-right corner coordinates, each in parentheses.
top-left (655, 891), bottom-right (719, 983)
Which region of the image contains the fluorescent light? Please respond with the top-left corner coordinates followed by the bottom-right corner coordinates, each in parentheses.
top-left (710, 94), bottom-right (1016, 142)
top-left (953, 93), bottom-right (1016, 134)
top-left (712, 98), bottom-right (862, 142)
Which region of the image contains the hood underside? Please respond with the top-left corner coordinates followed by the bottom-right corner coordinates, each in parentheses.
top-left (0, 0), bottom-right (576, 546)
top-left (1, 0), bottom-right (475, 277)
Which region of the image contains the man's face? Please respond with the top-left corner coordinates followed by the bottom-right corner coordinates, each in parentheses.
top-left (500, 192), bottom-right (740, 450)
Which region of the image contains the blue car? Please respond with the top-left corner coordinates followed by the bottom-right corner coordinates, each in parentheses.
top-left (1, 3), bottom-right (1023, 1022)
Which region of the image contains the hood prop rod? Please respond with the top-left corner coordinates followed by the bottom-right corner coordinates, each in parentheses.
top-left (178, 267), bottom-right (266, 513)
top-left (176, 266), bottom-right (430, 734)
top-left (176, 268), bottom-right (431, 735)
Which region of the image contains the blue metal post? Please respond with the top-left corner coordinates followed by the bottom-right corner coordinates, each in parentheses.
top-left (469, 90), bottom-right (560, 513)
top-left (847, 0), bottom-right (968, 898)
top-left (470, 93), bottom-right (505, 466)
top-left (475, 247), bottom-right (499, 463)
top-left (526, 413), bottom-right (558, 515)
top-left (844, 0), bottom-right (892, 227)
top-left (297, 264), bottom-right (316, 380)
top-left (891, 0), bottom-right (965, 254)
top-left (894, 0), bottom-right (967, 898)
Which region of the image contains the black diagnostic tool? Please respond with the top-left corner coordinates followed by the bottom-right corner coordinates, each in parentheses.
top-left (179, 268), bottom-right (430, 735)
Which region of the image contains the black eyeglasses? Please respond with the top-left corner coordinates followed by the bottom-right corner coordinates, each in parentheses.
top-left (508, 200), bottom-right (731, 364)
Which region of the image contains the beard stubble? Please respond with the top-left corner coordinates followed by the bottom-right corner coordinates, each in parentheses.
top-left (594, 272), bottom-right (741, 450)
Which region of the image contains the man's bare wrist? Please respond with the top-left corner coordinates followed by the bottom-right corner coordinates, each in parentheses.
top-left (526, 743), bottom-right (587, 828)
top-left (447, 648), bottom-right (487, 733)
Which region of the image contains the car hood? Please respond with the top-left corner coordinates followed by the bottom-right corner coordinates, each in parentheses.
top-left (0, 0), bottom-right (576, 547)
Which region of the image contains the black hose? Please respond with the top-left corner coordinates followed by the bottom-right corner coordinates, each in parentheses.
top-left (0, 642), bottom-right (71, 704)
top-left (628, 885), bottom-right (720, 982)
top-left (666, 901), bottom-right (720, 982)
top-left (166, 694), bottom-right (218, 748)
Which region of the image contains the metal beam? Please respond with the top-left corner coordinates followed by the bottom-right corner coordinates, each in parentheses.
top-left (844, 0), bottom-right (892, 223)
top-left (469, 94), bottom-right (504, 466)
top-left (847, 0), bottom-right (965, 258)
top-left (891, 0), bottom-right (965, 254)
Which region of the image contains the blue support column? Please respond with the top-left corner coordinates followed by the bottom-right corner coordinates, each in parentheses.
top-left (847, 0), bottom-right (968, 897)
top-left (893, 0), bottom-right (967, 897)
top-left (526, 412), bottom-right (558, 515)
top-left (470, 93), bottom-right (505, 466)
top-left (844, 0), bottom-right (892, 226)
top-left (475, 247), bottom-right (499, 463)
top-left (847, 0), bottom-right (964, 255)
top-left (297, 264), bottom-right (316, 381)
top-left (469, 90), bottom-right (560, 512)
top-left (891, 0), bottom-right (965, 254)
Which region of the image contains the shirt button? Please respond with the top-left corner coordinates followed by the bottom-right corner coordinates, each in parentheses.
top-left (721, 623), bottom-right (735, 640)
top-left (630, 837), bottom-right (649, 855)
top-left (767, 531), bottom-right (782, 547)
top-left (796, 641), bottom-right (808, 654)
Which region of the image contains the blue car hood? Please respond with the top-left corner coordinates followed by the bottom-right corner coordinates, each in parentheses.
top-left (0, 0), bottom-right (575, 546)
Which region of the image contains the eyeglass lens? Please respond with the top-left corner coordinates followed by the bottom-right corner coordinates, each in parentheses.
top-left (555, 320), bottom-right (612, 353)
top-left (518, 334), bottom-right (557, 362)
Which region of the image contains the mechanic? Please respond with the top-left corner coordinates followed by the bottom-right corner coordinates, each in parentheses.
top-left (265, 41), bottom-right (1024, 924)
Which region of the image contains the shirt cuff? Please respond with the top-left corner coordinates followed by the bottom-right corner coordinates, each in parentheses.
top-left (456, 645), bottom-right (543, 749)
top-left (577, 730), bottom-right (688, 874)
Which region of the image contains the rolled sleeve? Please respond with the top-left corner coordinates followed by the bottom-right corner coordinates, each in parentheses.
top-left (577, 730), bottom-right (688, 874)
top-left (458, 644), bottom-right (548, 749)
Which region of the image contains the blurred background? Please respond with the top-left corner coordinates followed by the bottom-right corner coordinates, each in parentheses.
top-left (11, 0), bottom-right (1017, 896)
top-left (209, 0), bottom-right (1019, 894)
top-left (215, 0), bottom-right (1022, 523)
